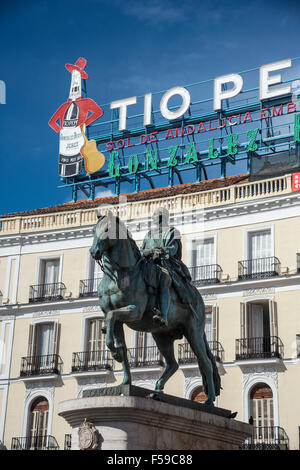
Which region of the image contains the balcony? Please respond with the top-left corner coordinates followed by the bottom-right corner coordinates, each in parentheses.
top-left (79, 277), bottom-right (102, 297)
top-left (178, 341), bottom-right (224, 364)
top-left (20, 354), bottom-right (63, 377)
top-left (29, 282), bottom-right (66, 303)
top-left (238, 257), bottom-right (280, 280)
top-left (235, 336), bottom-right (283, 361)
top-left (240, 426), bottom-right (289, 450)
top-left (11, 435), bottom-right (59, 450)
top-left (189, 264), bottom-right (222, 286)
top-left (72, 349), bottom-right (113, 373)
top-left (128, 346), bottom-right (164, 368)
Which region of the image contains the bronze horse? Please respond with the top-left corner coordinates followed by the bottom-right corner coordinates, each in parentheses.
top-left (90, 212), bottom-right (220, 404)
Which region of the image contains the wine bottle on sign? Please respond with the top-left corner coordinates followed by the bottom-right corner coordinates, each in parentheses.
top-left (58, 71), bottom-right (85, 177)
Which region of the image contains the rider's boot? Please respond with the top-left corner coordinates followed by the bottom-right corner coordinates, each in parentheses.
top-left (153, 275), bottom-right (171, 326)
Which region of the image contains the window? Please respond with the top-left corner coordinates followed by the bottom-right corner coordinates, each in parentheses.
top-left (191, 238), bottom-right (218, 282)
top-left (28, 322), bottom-right (60, 357)
top-left (248, 230), bottom-right (272, 273)
top-left (40, 259), bottom-right (60, 285)
top-left (85, 318), bottom-right (109, 365)
top-left (27, 322), bottom-right (60, 372)
top-left (250, 384), bottom-right (274, 429)
top-left (240, 300), bottom-right (277, 339)
top-left (192, 238), bottom-right (215, 267)
top-left (130, 331), bottom-right (161, 366)
top-left (33, 258), bottom-right (62, 300)
top-left (89, 256), bottom-right (103, 281)
top-left (191, 386), bottom-right (207, 403)
top-left (135, 331), bottom-right (154, 362)
top-left (35, 324), bottom-right (55, 357)
top-left (205, 305), bottom-right (218, 343)
top-left (28, 397), bottom-right (49, 449)
top-left (87, 318), bottom-right (106, 352)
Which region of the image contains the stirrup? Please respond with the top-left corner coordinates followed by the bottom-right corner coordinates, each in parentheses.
top-left (153, 308), bottom-right (166, 326)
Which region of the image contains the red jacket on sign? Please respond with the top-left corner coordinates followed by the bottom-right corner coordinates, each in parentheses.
top-left (49, 97), bottom-right (103, 133)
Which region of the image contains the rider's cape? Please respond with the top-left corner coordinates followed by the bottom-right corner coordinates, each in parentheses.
top-left (141, 226), bottom-right (195, 304)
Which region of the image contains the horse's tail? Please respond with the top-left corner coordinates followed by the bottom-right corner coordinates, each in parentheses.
top-left (203, 332), bottom-right (221, 397)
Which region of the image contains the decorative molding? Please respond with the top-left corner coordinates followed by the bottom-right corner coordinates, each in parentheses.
top-left (242, 365), bottom-right (278, 391)
top-left (81, 306), bottom-right (102, 313)
top-left (0, 316), bottom-right (14, 321)
top-left (202, 293), bottom-right (217, 300)
top-left (33, 310), bottom-right (61, 317)
top-left (182, 369), bottom-right (203, 399)
top-left (243, 287), bottom-right (275, 297)
top-left (131, 370), bottom-right (160, 390)
top-left (22, 381), bottom-right (55, 437)
top-left (242, 364), bottom-right (279, 425)
top-left (77, 375), bottom-right (107, 398)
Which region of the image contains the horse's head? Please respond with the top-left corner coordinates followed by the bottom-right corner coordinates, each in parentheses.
top-left (90, 211), bottom-right (117, 260)
top-left (90, 210), bottom-right (135, 262)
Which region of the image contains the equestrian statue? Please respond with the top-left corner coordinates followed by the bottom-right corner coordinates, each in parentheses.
top-left (90, 207), bottom-right (221, 405)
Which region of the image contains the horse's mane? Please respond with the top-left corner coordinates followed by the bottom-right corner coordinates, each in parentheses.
top-left (114, 216), bottom-right (141, 260)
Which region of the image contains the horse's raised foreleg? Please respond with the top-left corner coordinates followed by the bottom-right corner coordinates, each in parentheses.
top-left (152, 332), bottom-right (178, 392)
top-left (105, 305), bottom-right (141, 359)
top-left (114, 321), bottom-right (131, 385)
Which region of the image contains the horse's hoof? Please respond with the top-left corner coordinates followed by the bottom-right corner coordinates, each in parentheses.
top-left (204, 399), bottom-right (215, 406)
top-left (121, 379), bottom-right (131, 385)
top-left (112, 348), bottom-right (123, 362)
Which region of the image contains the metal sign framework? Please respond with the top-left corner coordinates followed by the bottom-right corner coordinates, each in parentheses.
top-left (58, 57), bottom-right (300, 202)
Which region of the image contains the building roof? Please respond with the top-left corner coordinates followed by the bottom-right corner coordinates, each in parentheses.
top-left (1, 174), bottom-right (249, 218)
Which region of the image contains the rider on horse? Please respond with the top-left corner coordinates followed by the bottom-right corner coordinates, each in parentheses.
top-left (141, 207), bottom-right (194, 326)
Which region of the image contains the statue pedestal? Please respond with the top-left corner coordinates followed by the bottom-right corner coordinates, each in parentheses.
top-left (58, 385), bottom-right (252, 450)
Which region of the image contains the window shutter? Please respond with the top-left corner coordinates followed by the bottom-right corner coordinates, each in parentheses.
top-left (212, 305), bottom-right (219, 343)
top-left (269, 300), bottom-right (278, 337)
top-left (52, 322), bottom-right (60, 356)
top-left (240, 303), bottom-right (246, 339)
top-left (27, 324), bottom-right (37, 357)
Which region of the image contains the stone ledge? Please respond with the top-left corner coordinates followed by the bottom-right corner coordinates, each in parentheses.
top-left (82, 384), bottom-right (232, 418)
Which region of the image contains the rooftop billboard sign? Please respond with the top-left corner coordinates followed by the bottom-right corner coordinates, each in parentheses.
top-left (49, 57), bottom-right (300, 201)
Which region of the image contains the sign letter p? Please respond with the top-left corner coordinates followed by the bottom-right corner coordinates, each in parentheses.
top-left (0, 80), bottom-right (6, 104)
top-left (213, 73), bottom-right (243, 111)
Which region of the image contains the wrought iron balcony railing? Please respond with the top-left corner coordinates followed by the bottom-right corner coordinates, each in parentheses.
top-left (64, 434), bottom-right (72, 450)
top-left (235, 336), bottom-right (283, 361)
top-left (189, 264), bottom-right (222, 286)
top-left (79, 277), bottom-right (102, 297)
top-left (178, 341), bottom-right (224, 364)
top-left (238, 257), bottom-right (280, 280)
top-left (29, 282), bottom-right (66, 303)
top-left (72, 349), bottom-right (113, 373)
top-left (11, 435), bottom-right (60, 450)
top-left (297, 253), bottom-right (300, 273)
top-left (128, 346), bottom-right (164, 368)
top-left (20, 354), bottom-right (63, 377)
top-left (240, 426), bottom-right (289, 450)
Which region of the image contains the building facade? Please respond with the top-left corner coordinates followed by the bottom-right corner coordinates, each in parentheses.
top-left (0, 172), bottom-right (299, 450)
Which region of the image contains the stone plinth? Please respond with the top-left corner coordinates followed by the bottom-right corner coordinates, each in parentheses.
top-left (58, 385), bottom-right (252, 450)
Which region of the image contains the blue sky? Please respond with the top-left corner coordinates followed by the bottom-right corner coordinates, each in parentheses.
top-left (0, 0), bottom-right (300, 215)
